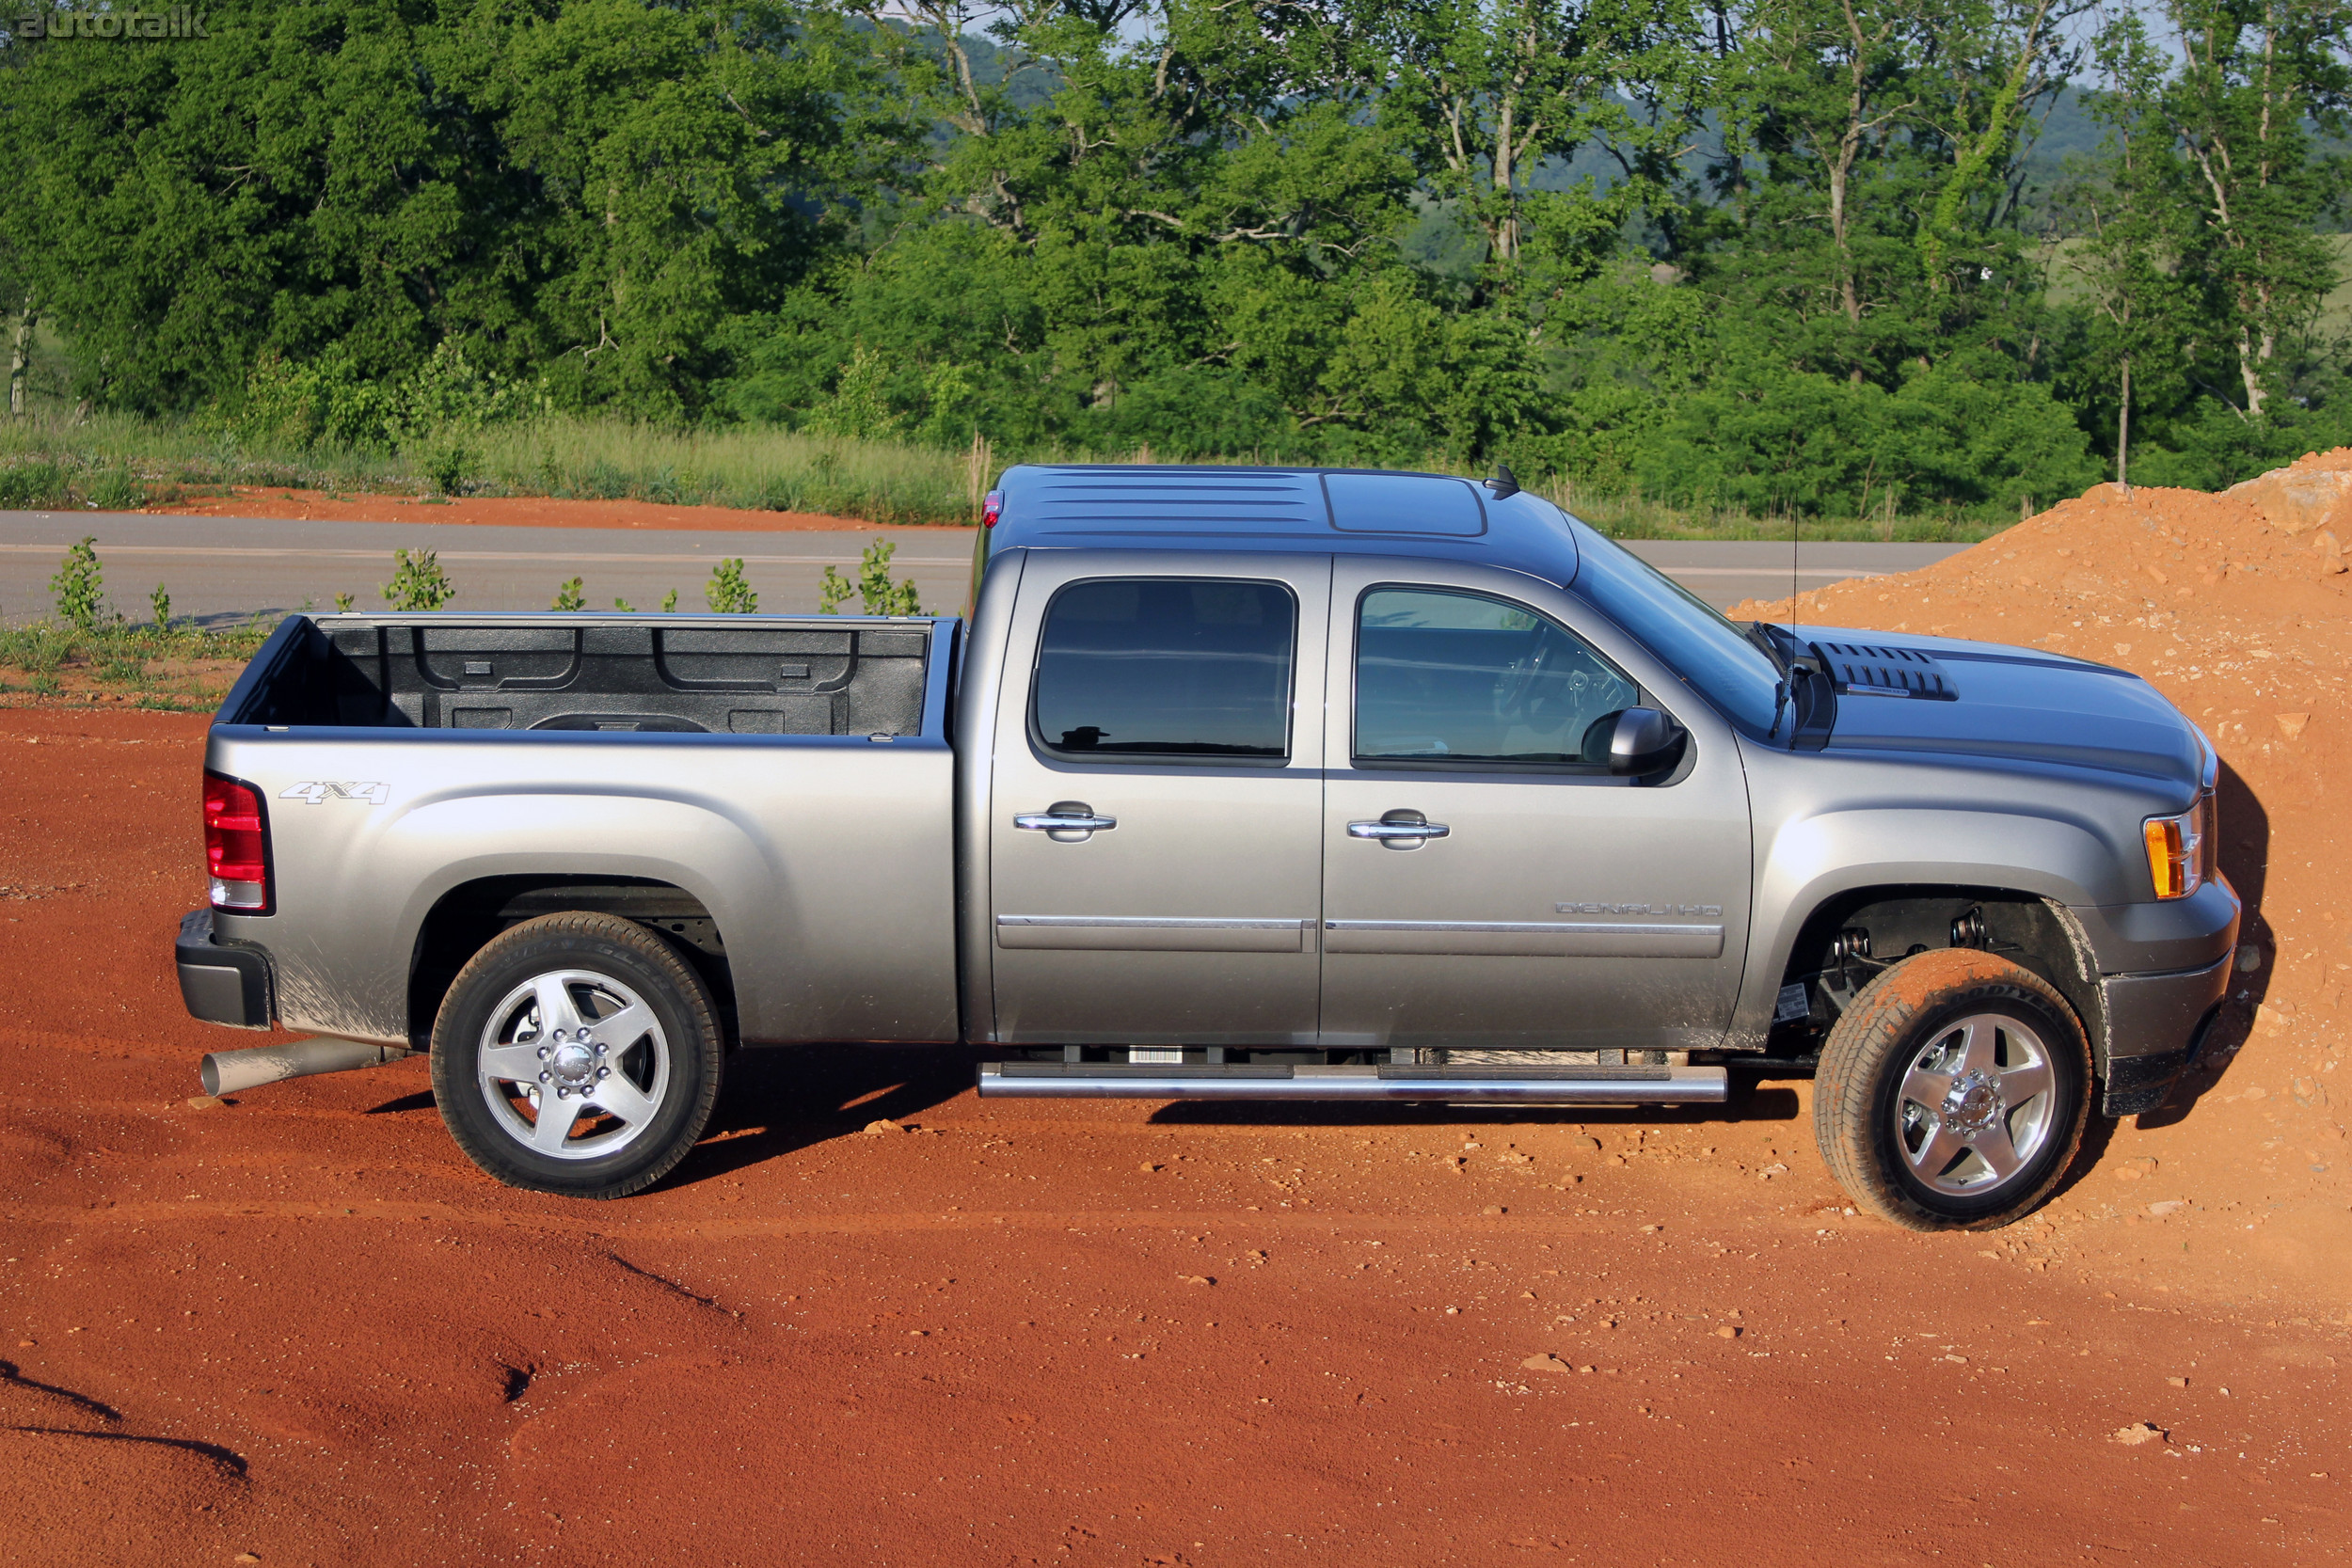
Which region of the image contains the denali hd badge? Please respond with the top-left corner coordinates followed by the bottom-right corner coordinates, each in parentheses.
top-left (281, 781), bottom-right (389, 805)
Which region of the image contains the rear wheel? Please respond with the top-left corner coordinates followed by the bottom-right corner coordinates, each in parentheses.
top-left (1814, 947), bottom-right (2090, 1231)
top-left (431, 912), bottom-right (723, 1199)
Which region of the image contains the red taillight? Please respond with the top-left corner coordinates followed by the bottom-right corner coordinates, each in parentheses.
top-left (203, 770), bottom-right (272, 912)
top-left (982, 489), bottom-right (1004, 528)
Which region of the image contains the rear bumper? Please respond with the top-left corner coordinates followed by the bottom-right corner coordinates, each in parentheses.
top-left (2098, 950), bottom-right (2232, 1117)
top-left (176, 909), bottom-right (276, 1031)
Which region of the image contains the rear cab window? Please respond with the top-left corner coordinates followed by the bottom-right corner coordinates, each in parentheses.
top-left (1030, 578), bottom-right (1297, 762)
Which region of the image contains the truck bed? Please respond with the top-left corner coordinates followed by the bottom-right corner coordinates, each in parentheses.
top-left (203, 612), bottom-right (961, 1049)
top-left (230, 615), bottom-right (933, 736)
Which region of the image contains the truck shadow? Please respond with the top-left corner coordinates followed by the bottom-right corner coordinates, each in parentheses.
top-left (1149, 1083), bottom-right (1804, 1130)
top-left (669, 1042), bottom-right (979, 1183)
top-left (668, 1049), bottom-right (1806, 1182)
top-left (2135, 754), bottom-right (2269, 1132)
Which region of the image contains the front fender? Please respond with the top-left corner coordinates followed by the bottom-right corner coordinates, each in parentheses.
top-left (1734, 806), bottom-right (2125, 1046)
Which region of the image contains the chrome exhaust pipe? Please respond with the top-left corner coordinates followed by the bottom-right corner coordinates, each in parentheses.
top-left (978, 1063), bottom-right (1726, 1105)
top-left (201, 1038), bottom-right (413, 1096)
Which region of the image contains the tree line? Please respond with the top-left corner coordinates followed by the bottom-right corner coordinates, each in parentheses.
top-left (2, 0), bottom-right (2347, 517)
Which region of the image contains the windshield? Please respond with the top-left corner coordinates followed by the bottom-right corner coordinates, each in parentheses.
top-left (1564, 519), bottom-right (1786, 736)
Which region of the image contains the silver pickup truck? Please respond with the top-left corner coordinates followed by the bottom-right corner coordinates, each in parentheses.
top-left (176, 465), bottom-right (2238, 1229)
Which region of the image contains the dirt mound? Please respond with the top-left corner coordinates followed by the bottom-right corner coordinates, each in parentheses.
top-left (1733, 450), bottom-right (2352, 1259)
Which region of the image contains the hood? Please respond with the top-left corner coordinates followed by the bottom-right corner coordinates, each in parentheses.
top-left (1796, 626), bottom-right (2205, 796)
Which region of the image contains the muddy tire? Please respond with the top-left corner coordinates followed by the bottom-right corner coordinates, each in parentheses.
top-left (1814, 947), bottom-right (2090, 1231)
top-left (431, 912), bottom-right (723, 1199)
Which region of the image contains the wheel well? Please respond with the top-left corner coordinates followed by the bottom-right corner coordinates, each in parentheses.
top-left (1776, 887), bottom-right (2107, 1069)
top-left (408, 876), bottom-right (737, 1049)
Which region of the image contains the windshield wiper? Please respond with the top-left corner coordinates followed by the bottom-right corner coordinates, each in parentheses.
top-left (1743, 621), bottom-right (1792, 678)
top-left (1749, 623), bottom-right (1838, 748)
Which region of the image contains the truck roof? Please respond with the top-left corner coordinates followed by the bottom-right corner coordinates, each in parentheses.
top-left (990, 465), bottom-right (1583, 586)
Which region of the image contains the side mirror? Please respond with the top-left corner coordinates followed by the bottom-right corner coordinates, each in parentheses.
top-left (1607, 706), bottom-right (1686, 776)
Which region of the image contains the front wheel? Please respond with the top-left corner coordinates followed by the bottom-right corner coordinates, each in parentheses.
top-left (431, 911), bottom-right (723, 1199)
top-left (1814, 948), bottom-right (2090, 1231)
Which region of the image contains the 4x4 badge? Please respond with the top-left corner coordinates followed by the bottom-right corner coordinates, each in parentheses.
top-left (281, 781), bottom-right (389, 805)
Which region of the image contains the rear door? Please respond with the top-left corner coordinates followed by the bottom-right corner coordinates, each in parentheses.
top-left (987, 551), bottom-right (1330, 1047)
top-left (1317, 559), bottom-right (1752, 1054)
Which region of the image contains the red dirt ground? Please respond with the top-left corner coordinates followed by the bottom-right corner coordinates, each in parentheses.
top-left (4, 458), bottom-right (2350, 1565)
top-left (141, 487), bottom-right (915, 532)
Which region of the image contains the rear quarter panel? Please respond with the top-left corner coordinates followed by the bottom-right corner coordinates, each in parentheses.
top-left (208, 720), bottom-right (957, 1049)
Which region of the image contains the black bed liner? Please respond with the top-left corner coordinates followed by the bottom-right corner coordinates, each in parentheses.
top-left (232, 617), bottom-right (932, 736)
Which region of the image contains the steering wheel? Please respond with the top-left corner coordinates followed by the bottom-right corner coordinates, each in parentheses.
top-left (1495, 632), bottom-right (1565, 731)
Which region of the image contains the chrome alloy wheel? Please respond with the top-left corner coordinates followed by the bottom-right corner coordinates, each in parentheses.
top-left (475, 969), bottom-right (670, 1161)
top-left (1892, 1012), bottom-right (2057, 1196)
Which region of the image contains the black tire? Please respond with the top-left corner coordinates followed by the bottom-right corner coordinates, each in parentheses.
top-left (430, 911), bottom-right (723, 1199)
top-left (1814, 947), bottom-right (2090, 1231)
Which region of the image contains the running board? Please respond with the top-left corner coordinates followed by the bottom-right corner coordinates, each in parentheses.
top-left (977, 1062), bottom-right (1727, 1105)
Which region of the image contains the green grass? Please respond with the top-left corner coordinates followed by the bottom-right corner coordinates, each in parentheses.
top-left (0, 613), bottom-right (278, 707)
top-left (0, 408), bottom-right (988, 525)
top-left (0, 407), bottom-right (2017, 542)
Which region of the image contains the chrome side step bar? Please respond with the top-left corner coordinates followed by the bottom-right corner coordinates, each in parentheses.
top-left (977, 1062), bottom-right (1727, 1105)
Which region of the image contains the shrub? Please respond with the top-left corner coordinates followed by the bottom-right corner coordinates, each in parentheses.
top-left (706, 558), bottom-right (757, 613)
top-left (382, 547), bottom-right (456, 610)
top-left (803, 344), bottom-right (899, 438)
top-left (87, 465), bottom-right (145, 511)
top-left (415, 435), bottom-right (473, 498)
top-left (551, 577), bottom-right (585, 611)
top-left (0, 461), bottom-right (71, 509)
top-left (817, 539), bottom-right (922, 615)
top-left (51, 537), bottom-right (104, 630)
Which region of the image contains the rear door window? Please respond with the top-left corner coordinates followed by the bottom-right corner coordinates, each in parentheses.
top-left (1354, 587), bottom-right (1638, 766)
top-left (1032, 578), bottom-right (1297, 760)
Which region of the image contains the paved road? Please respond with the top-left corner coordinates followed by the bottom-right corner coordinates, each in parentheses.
top-left (0, 510), bottom-right (1968, 624)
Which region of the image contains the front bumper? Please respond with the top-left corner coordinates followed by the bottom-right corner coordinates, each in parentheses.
top-left (176, 908), bottom-right (276, 1030)
top-left (2097, 950), bottom-right (2232, 1117)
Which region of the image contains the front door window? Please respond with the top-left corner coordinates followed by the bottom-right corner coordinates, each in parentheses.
top-left (1355, 588), bottom-right (1639, 767)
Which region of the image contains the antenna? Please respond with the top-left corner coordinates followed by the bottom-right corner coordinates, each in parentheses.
top-left (1780, 499), bottom-right (1801, 744)
top-left (1789, 499), bottom-right (1799, 650)
top-left (1486, 462), bottom-right (1519, 500)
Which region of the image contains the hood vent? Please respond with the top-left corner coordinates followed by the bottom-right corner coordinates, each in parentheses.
top-left (1815, 641), bottom-right (1958, 701)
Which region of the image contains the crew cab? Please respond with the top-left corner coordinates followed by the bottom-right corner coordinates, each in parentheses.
top-left (176, 465), bottom-right (2239, 1228)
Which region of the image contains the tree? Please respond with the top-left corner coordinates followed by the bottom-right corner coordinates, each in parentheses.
top-left (1363, 0), bottom-right (1713, 273)
top-left (0, 0), bottom-right (909, 416)
top-left (2127, 0), bottom-right (2352, 419)
top-left (2060, 11), bottom-right (2200, 485)
top-left (1711, 0), bottom-right (2078, 384)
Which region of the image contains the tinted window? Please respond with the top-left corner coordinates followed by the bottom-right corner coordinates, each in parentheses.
top-left (1355, 589), bottom-right (1638, 766)
top-left (1034, 578), bottom-right (1295, 759)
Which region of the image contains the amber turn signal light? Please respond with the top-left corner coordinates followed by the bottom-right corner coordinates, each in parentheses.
top-left (2143, 809), bottom-right (2201, 900)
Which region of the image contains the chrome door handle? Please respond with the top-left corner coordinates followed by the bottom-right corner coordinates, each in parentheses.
top-left (1015, 802), bottom-right (1118, 842)
top-left (1348, 820), bottom-right (1449, 840)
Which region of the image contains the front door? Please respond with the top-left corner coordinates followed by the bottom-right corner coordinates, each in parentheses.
top-left (988, 552), bottom-right (1330, 1047)
top-left (1318, 560), bottom-right (1751, 1053)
